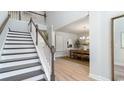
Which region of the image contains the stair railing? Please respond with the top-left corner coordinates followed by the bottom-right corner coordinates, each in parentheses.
top-left (28, 18), bottom-right (55, 81)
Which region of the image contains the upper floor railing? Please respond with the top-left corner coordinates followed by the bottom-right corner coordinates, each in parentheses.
top-left (8, 11), bottom-right (46, 24)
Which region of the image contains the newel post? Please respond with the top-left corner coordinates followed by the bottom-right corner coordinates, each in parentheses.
top-left (50, 45), bottom-right (55, 81)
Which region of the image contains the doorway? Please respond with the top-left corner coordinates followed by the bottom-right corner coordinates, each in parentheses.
top-left (54, 15), bottom-right (91, 81)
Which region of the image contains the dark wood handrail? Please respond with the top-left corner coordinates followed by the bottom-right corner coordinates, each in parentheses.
top-left (0, 14), bottom-right (10, 34)
top-left (28, 18), bottom-right (36, 27)
top-left (28, 18), bottom-right (55, 81)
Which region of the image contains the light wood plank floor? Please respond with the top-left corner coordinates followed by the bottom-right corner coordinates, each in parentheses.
top-left (55, 57), bottom-right (94, 81)
top-left (114, 65), bottom-right (124, 80)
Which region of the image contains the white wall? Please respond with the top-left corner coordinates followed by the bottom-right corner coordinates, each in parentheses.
top-left (9, 19), bottom-right (29, 32)
top-left (46, 11), bottom-right (88, 30)
top-left (48, 25), bottom-right (55, 46)
top-left (55, 31), bottom-right (78, 57)
top-left (0, 11), bottom-right (9, 59)
top-left (0, 11), bottom-right (8, 26)
top-left (89, 11), bottom-right (124, 81)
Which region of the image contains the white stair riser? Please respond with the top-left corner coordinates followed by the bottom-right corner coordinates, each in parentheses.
top-left (4, 45), bottom-right (34, 48)
top-left (8, 33), bottom-right (30, 36)
top-left (8, 32), bottom-right (30, 35)
top-left (5, 41), bottom-right (33, 43)
top-left (6, 37), bottom-right (32, 40)
top-left (8, 31), bottom-right (29, 33)
top-left (7, 35), bottom-right (31, 38)
top-left (0, 59), bottom-right (39, 68)
top-left (3, 49), bottom-right (36, 54)
top-left (0, 66), bottom-right (42, 79)
top-left (23, 74), bottom-right (45, 81)
top-left (1, 53), bottom-right (38, 60)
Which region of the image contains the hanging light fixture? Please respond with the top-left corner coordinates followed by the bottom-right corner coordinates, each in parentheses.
top-left (80, 36), bottom-right (86, 40)
top-left (86, 36), bottom-right (89, 39)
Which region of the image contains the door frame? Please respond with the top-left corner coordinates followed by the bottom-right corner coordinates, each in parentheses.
top-left (111, 14), bottom-right (124, 81)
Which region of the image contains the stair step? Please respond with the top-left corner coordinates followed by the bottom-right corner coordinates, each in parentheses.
top-left (5, 43), bottom-right (34, 45)
top-left (4, 47), bottom-right (35, 49)
top-left (0, 62), bottom-right (41, 73)
top-left (7, 37), bottom-right (32, 40)
top-left (1, 70), bottom-right (45, 81)
top-left (0, 66), bottom-right (43, 81)
top-left (7, 36), bottom-right (31, 38)
top-left (3, 48), bottom-right (36, 54)
top-left (23, 74), bottom-right (45, 81)
top-left (0, 56), bottom-right (39, 63)
top-left (4, 45), bottom-right (34, 48)
top-left (38, 78), bottom-right (46, 81)
top-left (2, 51), bottom-right (37, 56)
top-left (5, 40), bottom-right (33, 44)
top-left (6, 39), bottom-right (33, 41)
top-left (0, 29), bottom-right (47, 81)
top-left (9, 30), bottom-right (30, 34)
top-left (8, 33), bottom-right (31, 36)
top-left (0, 59), bottom-right (39, 68)
top-left (1, 53), bottom-right (38, 60)
top-left (7, 34), bottom-right (31, 37)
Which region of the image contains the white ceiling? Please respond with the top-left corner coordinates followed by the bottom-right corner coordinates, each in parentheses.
top-left (57, 15), bottom-right (89, 34)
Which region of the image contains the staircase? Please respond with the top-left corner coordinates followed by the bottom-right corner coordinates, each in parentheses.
top-left (0, 29), bottom-right (47, 81)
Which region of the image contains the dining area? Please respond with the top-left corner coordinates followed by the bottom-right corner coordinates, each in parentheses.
top-left (70, 49), bottom-right (89, 60)
top-left (69, 33), bottom-right (90, 61)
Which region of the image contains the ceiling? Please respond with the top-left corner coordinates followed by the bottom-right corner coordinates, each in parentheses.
top-left (57, 15), bottom-right (89, 34)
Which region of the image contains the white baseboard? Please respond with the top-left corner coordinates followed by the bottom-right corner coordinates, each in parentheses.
top-left (89, 73), bottom-right (111, 81)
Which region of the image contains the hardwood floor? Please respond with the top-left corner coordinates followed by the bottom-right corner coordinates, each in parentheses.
top-left (55, 57), bottom-right (94, 81)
